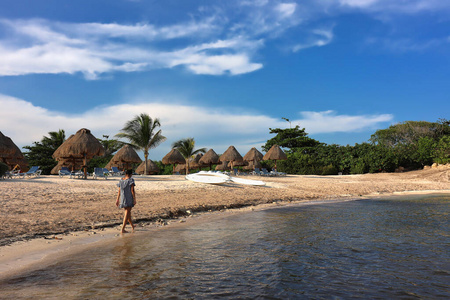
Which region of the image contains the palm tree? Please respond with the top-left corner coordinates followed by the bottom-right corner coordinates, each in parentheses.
top-left (115, 114), bottom-right (166, 175)
top-left (172, 138), bottom-right (206, 174)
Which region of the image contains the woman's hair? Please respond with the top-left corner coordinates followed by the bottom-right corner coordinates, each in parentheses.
top-left (126, 169), bottom-right (133, 175)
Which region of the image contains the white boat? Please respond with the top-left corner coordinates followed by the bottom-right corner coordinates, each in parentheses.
top-left (186, 171), bottom-right (265, 186)
top-left (229, 176), bottom-right (266, 186)
top-left (185, 173), bottom-right (228, 184)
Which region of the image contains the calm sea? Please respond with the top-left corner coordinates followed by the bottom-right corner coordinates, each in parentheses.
top-left (1, 194), bottom-right (449, 299)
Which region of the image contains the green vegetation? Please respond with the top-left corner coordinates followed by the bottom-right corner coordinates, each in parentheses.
top-left (269, 119), bottom-right (450, 175)
top-left (0, 162), bottom-right (8, 178)
top-left (116, 113), bottom-right (166, 175)
top-left (23, 129), bottom-right (66, 174)
top-left (20, 118), bottom-right (449, 176)
top-left (172, 138), bottom-right (206, 174)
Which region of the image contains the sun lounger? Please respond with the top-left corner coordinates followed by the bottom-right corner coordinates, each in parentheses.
top-left (252, 168), bottom-right (261, 176)
top-left (93, 167), bottom-right (108, 179)
top-left (25, 166), bottom-right (42, 178)
top-left (110, 167), bottom-right (123, 176)
top-left (58, 167), bottom-right (72, 178)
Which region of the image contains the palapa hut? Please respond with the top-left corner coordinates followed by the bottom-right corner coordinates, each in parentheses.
top-left (105, 160), bottom-right (119, 170)
top-left (244, 147), bottom-right (263, 164)
top-left (189, 153), bottom-right (207, 171)
top-left (51, 158), bottom-right (84, 175)
top-left (0, 131), bottom-right (16, 164)
top-left (244, 160), bottom-right (262, 171)
top-left (215, 160), bottom-right (230, 171)
top-left (0, 132), bottom-right (28, 171)
top-left (162, 148), bottom-right (185, 174)
top-left (199, 149), bottom-right (220, 170)
top-left (219, 146), bottom-right (243, 169)
top-left (53, 128), bottom-right (105, 179)
top-left (108, 145), bottom-right (142, 171)
top-left (174, 163), bottom-right (187, 175)
top-left (263, 144), bottom-right (287, 171)
top-left (136, 159), bottom-right (159, 175)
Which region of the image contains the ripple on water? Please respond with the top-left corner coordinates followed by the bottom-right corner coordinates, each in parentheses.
top-left (0, 194), bottom-right (449, 299)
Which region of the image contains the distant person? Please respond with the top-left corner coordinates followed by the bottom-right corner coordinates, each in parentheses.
top-left (116, 169), bottom-right (136, 233)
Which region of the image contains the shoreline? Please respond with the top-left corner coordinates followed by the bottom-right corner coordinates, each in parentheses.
top-left (1, 168), bottom-right (449, 280)
top-left (1, 190), bottom-right (449, 281)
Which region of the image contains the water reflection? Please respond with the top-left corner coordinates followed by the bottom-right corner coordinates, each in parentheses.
top-left (1, 195), bottom-right (449, 299)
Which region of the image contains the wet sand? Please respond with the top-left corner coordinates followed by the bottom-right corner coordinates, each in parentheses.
top-left (1, 167), bottom-right (449, 279)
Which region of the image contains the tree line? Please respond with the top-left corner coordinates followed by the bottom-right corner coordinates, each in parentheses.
top-left (21, 117), bottom-right (450, 175)
top-left (263, 119), bottom-right (450, 175)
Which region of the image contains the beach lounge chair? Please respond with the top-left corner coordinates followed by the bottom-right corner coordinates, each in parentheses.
top-left (70, 170), bottom-right (85, 179)
top-left (252, 168), bottom-right (261, 176)
top-left (59, 167), bottom-right (72, 178)
top-left (25, 166), bottom-right (42, 178)
top-left (111, 167), bottom-right (122, 176)
top-left (93, 167), bottom-right (108, 179)
top-left (260, 168), bottom-right (273, 176)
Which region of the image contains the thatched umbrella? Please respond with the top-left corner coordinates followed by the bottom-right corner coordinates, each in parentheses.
top-left (174, 163), bottom-right (187, 175)
top-left (243, 147), bottom-right (263, 165)
top-left (109, 145), bottom-right (142, 171)
top-left (0, 131), bottom-right (21, 166)
top-left (105, 160), bottom-right (119, 170)
top-left (136, 159), bottom-right (159, 175)
top-left (215, 160), bottom-right (230, 171)
top-left (53, 128), bottom-right (105, 179)
top-left (189, 153), bottom-right (207, 171)
top-left (5, 141), bottom-right (27, 170)
top-left (51, 158), bottom-right (84, 174)
top-left (219, 146), bottom-right (243, 169)
top-left (199, 149), bottom-right (220, 170)
top-left (243, 160), bottom-right (262, 171)
top-left (263, 144), bottom-right (287, 171)
top-left (162, 148), bottom-right (185, 174)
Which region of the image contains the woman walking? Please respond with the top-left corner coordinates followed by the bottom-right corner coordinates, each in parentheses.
top-left (116, 169), bottom-right (136, 233)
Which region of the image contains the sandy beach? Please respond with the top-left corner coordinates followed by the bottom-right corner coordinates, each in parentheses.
top-left (0, 167), bottom-right (449, 279)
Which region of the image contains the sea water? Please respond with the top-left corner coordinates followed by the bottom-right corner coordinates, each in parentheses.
top-left (1, 194), bottom-right (449, 299)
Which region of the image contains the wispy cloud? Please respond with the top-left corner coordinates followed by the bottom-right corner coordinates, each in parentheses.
top-left (338, 0), bottom-right (450, 14)
top-left (0, 0), bottom-right (447, 79)
top-left (0, 94), bottom-right (393, 158)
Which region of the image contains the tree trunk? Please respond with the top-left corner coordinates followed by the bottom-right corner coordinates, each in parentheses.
top-left (186, 158), bottom-right (189, 175)
top-left (144, 151), bottom-right (149, 175)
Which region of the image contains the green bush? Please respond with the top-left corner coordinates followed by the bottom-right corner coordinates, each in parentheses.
top-left (0, 162), bottom-right (9, 178)
top-left (320, 164), bottom-right (338, 175)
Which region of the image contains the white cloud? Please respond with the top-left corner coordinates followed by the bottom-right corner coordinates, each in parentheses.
top-left (337, 0), bottom-right (450, 14)
top-left (293, 110), bottom-right (393, 134)
top-left (0, 94), bottom-right (393, 159)
top-left (292, 27), bottom-right (334, 52)
top-left (275, 3), bottom-right (297, 19)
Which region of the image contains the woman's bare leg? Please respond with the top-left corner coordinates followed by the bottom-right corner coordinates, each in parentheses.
top-left (127, 208), bottom-right (135, 231)
top-left (121, 208), bottom-right (131, 233)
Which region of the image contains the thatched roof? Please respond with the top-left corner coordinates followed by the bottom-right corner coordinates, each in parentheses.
top-left (111, 145), bottom-right (141, 164)
top-left (243, 147), bottom-right (263, 162)
top-left (0, 132), bottom-right (20, 160)
top-left (105, 161), bottom-right (119, 170)
top-left (189, 153), bottom-right (207, 169)
top-left (174, 163), bottom-right (187, 174)
top-left (263, 144), bottom-right (287, 161)
top-left (50, 158), bottom-right (85, 174)
top-left (243, 160), bottom-right (262, 170)
top-left (228, 160), bottom-right (247, 167)
top-left (199, 149), bottom-right (220, 165)
top-left (136, 159), bottom-right (160, 175)
top-left (162, 148), bottom-right (185, 165)
top-left (215, 160), bottom-right (230, 171)
top-left (219, 146), bottom-right (243, 163)
top-left (53, 129), bottom-right (105, 160)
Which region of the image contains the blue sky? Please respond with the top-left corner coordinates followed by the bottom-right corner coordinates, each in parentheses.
top-left (0, 0), bottom-right (449, 160)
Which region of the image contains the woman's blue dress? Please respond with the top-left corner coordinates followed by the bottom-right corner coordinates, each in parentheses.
top-left (117, 178), bottom-right (135, 208)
